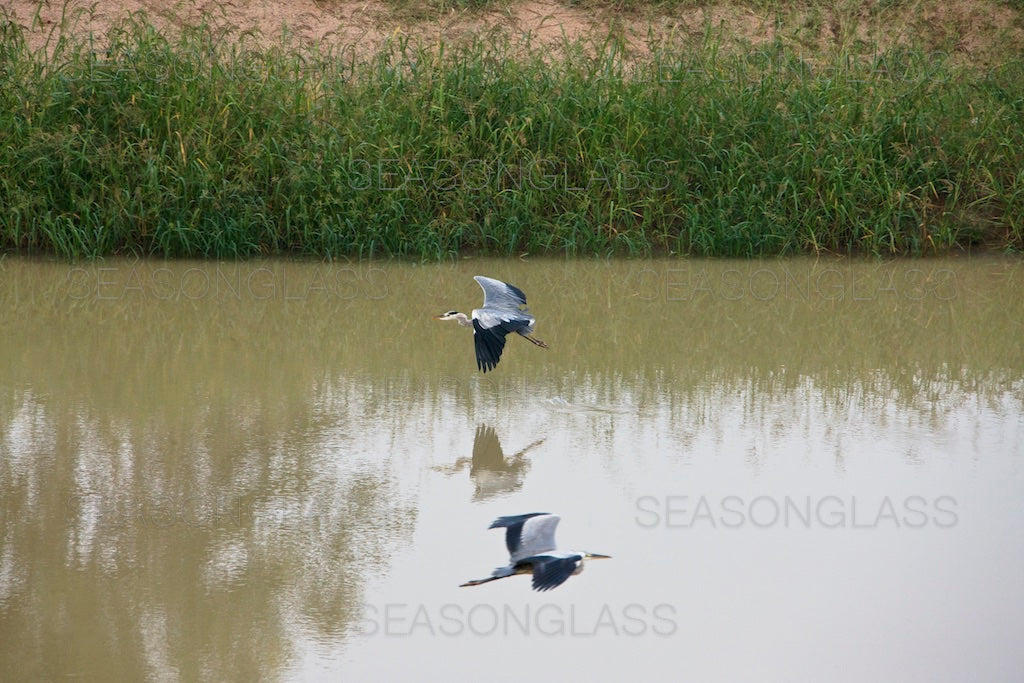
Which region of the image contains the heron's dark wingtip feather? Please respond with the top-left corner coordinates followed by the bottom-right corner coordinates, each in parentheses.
top-left (488, 513), bottom-right (550, 529)
top-left (472, 318), bottom-right (509, 373)
top-left (504, 282), bottom-right (528, 305)
top-left (530, 555), bottom-right (581, 591)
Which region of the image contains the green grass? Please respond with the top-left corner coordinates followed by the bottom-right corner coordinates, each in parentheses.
top-left (1, 11), bottom-right (1022, 259)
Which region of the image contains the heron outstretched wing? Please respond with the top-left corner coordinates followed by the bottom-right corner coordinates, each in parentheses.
top-left (490, 513), bottom-right (560, 563)
top-left (528, 554), bottom-right (583, 591)
top-left (472, 425), bottom-right (503, 465)
top-left (472, 317), bottom-right (532, 372)
top-left (474, 276), bottom-right (528, 311)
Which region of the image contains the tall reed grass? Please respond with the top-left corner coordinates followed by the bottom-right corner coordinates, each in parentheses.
top-left (1, 12), bottom-right (1021, 258)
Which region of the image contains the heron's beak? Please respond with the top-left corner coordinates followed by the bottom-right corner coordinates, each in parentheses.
top-left (585, 553), bottom-right (612, 560)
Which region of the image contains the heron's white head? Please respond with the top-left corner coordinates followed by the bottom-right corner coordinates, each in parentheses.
top-left (572, 552), bottom-right (611, 576)
top-left (434, 311), bottom-right (472, 326)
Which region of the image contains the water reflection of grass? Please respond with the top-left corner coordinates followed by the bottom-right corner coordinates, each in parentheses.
top-left (1, 12), bottom-right (1022, 258)
top-left (1, 257), bottom-right (1020, 677)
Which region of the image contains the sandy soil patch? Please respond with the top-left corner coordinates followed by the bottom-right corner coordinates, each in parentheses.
top-left (2, 0), bottom-right (1021, 65)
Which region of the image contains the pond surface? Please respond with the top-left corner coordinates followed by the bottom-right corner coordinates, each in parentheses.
top-left (1, 256), bottom-right (1022, 681)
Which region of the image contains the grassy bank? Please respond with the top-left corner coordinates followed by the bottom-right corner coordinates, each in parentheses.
top-left (1, 12), bottom-right (1022, 258)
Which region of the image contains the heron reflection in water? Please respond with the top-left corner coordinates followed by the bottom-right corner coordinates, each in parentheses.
top-left (460, 513), bottom-right (611, 592)
top-left (435, 426), bottom-right (543, 501)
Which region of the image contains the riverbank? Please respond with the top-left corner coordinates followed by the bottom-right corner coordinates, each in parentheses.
top-left (1, 3), bottom-right (1022, 258)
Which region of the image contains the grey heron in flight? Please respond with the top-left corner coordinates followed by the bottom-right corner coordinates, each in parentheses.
top-left (460, 513), bottom-right (610, 591)
top-left (434, 276), bottom-right (548, 373)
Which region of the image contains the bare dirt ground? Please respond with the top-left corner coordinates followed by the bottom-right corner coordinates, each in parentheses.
top-left (3, 0), bottom-right (1022, 66)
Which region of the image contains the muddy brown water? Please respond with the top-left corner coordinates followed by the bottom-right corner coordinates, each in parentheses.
top-left (1, 257), bottom-right (1022, 681)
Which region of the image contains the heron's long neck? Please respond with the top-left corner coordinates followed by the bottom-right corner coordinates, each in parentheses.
top-left (456, 313), bottom-right (472, 328)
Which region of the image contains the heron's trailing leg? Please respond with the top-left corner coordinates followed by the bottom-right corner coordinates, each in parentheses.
top-left (459, 576), bottom-right (503, 588)
top-left (523, 334), bottom-right (548, 349)
top-left (460, 564), bottom-right (520, 587)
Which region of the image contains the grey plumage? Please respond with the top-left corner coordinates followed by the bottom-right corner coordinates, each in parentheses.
top-left (435, 276), bottom-right (548, 372)
top-left (460, 513), bottom-right (610, 592)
